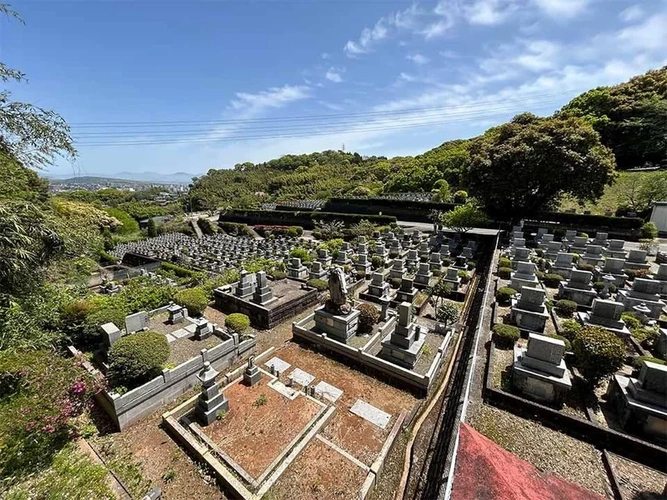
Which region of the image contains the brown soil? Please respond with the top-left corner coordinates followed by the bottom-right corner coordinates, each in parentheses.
top-left (205, 375), bottom-right (322, 478)
top-left (167, 334), bottom-right (222, 366)
top-left (608, 452), bottom-right (667, 500)
top-left (321, 409), bottom-right (385, 466)
top-left (269, 438), bottom-right (368, 500)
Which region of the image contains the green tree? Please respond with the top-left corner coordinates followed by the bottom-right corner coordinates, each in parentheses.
top-left (466, 113), bottom-right (616, 219)
top-left (440, 201), bottom-right (489, 234)
top-left (147, 217), bottom-right (157, 237)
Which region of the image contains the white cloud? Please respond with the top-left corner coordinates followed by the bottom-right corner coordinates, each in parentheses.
top-left (344, 16), bottom-right (391, 56)
top-left (422, 18), bottom-right (455, 39)
top-left (464, 0), bottom-right (518, 26)
top-left (407, 53), bottom-right (430, 65)
top-left (399, 72), bottom-right (417, 82)
top-left (619, 5), bottom-right (644, 23)
top-left (325, 68), bottom-right (344, 83)
top-left (321, 52), bottom-right (330, 59)
top-left (230, 84), bottom-right (311, 111)
top-left (616, 13), bottom-right (667, 51)
top-left (532, 0), bottom-right (591, 18)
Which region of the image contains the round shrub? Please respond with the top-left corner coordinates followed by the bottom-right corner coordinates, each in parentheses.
top-left (633, 355), bottom-right (666, 369)
top-left (493, 324), bottom-right (520, 349)
top-left (390, 277), bottom-right (402, 289)
top-left (436, 301), bottom-right (459, 326)
top-left (289, 247), bottom-right (311, 263)
top-left (547, 334), bottom-right (572, 352)
top-left (357, 303), bottom-right (380, 333)
top-left (271, 270), bottom-right (287, 280)
top-left (174, 287), bottom-right (208, 317)
top-left (572, 326), bottom-right (626, 386)
top-left (535, 270), bottom-right (545, 281)
top-left (467, 261), bottom-right (476, 270)
top-left (626, 268), bottom-right (651, 281)
top-left (108, 331), bottom-right (170, 389)
top-left (577, 263), bottom-right (595, 272)
top-left (632, 327), bottom-right (659, 346)
top-left (542, 273), bottom-right (564, 288)
top-left (225, 313), bottom-right (250, 334)
top-left (288, 226), bottom-right (304, 237)
top-left (577, 232), bottom-right (589, 238)
top-left (453, 190), bottom-right (468, 203)
top-left (458, 270), bottom-right (472, 284)
top-left (442, 258), bottom-right (452, 267)
top-left (560, 319), bottom-right (582, 342)
top-left (307, 278), bottom-right (328, 292)
top-left (371, 255), bottom-right (385, 269)
top-left (498, 257), bottom-right (511, 269)
top-left (535, 249), bottom-right (544, 258)
top-left (641, 222), bottom-right (658, 239)
top-left (497, 267), bottom-right (512, 279)
top-left (593, 281), bottom-right (617, 294)
top-left (496, 286), bottom-right (517, 305)
top-left (555, 299), bottom-right (577, 318)
top-left (620, 312), bottom-right (641, 330)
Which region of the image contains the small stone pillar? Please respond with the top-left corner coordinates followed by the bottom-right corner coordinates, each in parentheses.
top-left (167, 303), bottom-right (185, 324)
top-left (243, 356), bottom-right (261, 387)
top-left (195, 362), bottom-right (229, 426)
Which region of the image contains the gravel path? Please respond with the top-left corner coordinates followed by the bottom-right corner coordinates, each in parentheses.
top-left (471, 404), bottom-right (612, 498)
top-left (608, 452), bottom-right (667, 500)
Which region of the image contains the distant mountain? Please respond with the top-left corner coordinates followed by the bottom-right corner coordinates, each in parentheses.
top-left (111, 171), bottom-right (197, 184)
top-left (52, 175), bottom-right (154, 185)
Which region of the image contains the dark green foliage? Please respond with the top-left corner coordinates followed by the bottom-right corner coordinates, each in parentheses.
top-left (620, 312), bottom-right (642, 330)
top-left (457, 270), bottom-right (471, 284)
top-left (104, 207), bottom-right (139, 235)
top-left (161, 261), bottom-right (198, 278)
top-left (577, 263), bottom-right (595, 272)
top-left (218, 221), bottom-right (252, 236)
top-left (390, 277), bottom-right (401, 289)
top-left (633, 356), bottom-right (666, 369)
top-left (108, 331), bottom-right (170, 389)
top-left (560, 67), bottom-right (667, 169)
top-left (625, 268), bottom-right (651, 280)
top-left (174, 287), bottom-right (208, 317)
top-left (466, 113), bottom-right (616, 219)
top-left (307, 278), bottom-right (328, 291)
top-left (498, 257), bottom-right (511, 269)
top-left (497, 267), bottom-right (512, 279)
top-left (572, 326), bottom-right (626, 386)
top-left (197, 217), bottom-right (217, 235)
top-left (542, 273), bottom-right (564, 288)
top-left (641, 222), bottom-right (658, 239)
top-left (467, 261), bottom-right (476, 270)
top-left (440, 202), bottom-right (488, 233)
top-left (555, 299), bottom-right (577, 318)
top-left (560, 319), bottom-right (583, 342)
top-left (271, 270), bottom-right (287, 280)
top-left (371, 255), bottom-right (385, 269)
top-left (289, 247), bottom-right (312, 263)
top-left (492, 324), bottom-right (520, 349)
top-left (99, 250), bottom-right (119, 264)
top-left (287, 226), bottom-right (304, 237)
top-left (632, 327), bottom-right (659, 346)
top-left (225, 313), bottom-right (250, 334)
top-left (357, 303), bottom-right (380, 333)
top-left (436, 301), bottom-right (459, 326)
top-left (453, 190), bottom-right (468, 203)
top-left (146, 217), bottom-right (157, 237)
top-left (495, 287), bottom-right (517, 305)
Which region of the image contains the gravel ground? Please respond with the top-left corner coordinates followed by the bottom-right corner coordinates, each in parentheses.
top-left (607, 452), bottom-right (667, 500)
top-left (471, 404), bottom-right (612, 498)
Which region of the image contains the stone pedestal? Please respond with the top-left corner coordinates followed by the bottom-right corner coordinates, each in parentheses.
top-left (510, 261), bottom-right (539, 293)
top-left (510, 287), bottom-right (549, 333)
top-left (100, 322), bottom-right (122, 348)
top-left (544, 241), bottom-right (562, 261)
top-left (624, 250), bottom-right (650, 271)
top-left (617, 278), bottom-right (666, 319)
top-left (602, 258), bottom-right (628, 287)
top-left (605, 239), bottom-right (627, 259)
top-left (194, 318), bottom-right (213, 340)
top-left (429, 253), bottom-right (442, 273)
top-left (651, 264), bottom-right (667, 299)
top-left (379, 302), bottom-right (425, 369)
top-left (442, 267), bottom-right (461, 291)
top-left (390, 259), bottom-right (407, 280)
top-left (167, 303), bottom-right (186, 325)
top-left (195, 362), bottom-right (229, 426)
top-left (287, 258), bottom-right (309, 279)
top-left (577, 299), bottom-right (631, 338)
top-left (253, 271), bottom-right (275, 305)
top-left (512, 333), bottom-right (572, 404)
top-left (395, 278), bottom-right (418, 304)
top-left (314, 306), bottom-right (360, 343)
top-left (414, 263), bottom-right (432, 289)
top-left (581, 245), bottom-right (604, 267)
top-left (558, 270), bottom-right (597, 307)
top-left (243, 358), bottom-right (261, 387)
top-left (309, 261), bottom-right (327, 280)
top-left (366, 272), bottom-right (390, 299)
top-left (236, 270), bottom-right (256, 298)
top-left (317, 249), bottom-right (333, 267)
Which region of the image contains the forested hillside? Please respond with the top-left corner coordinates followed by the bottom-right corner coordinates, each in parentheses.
top-left (189, 67), bottom-right (667, 212)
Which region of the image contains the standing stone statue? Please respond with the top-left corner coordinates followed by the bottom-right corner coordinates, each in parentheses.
top-left (326, 266), bottom-right (351, 314)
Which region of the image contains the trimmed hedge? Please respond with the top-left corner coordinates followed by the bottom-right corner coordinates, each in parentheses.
top-left (555, 299), bottom-right (577, 318)
top-left (306, 278), bottom-right (328, 291)
top-left (498, 257), bottom-right (511, 269)
top-left (174, 287), bottom-right (209, 317)
top-left (220, 209), bottom-right (396, 229)
top-left (358, 303), bottom-right (380, 333)
top-left (108, 330), bottom-right (170, 388)
top-left (497, 267), bottom-right (512, 279)
top-left (161, 262), bottom-right (198, 278)
top-left (633, 356), bottom-right (666, 368)
top-left (225, 313), bottom-right (250, 334)
top-left (271, 270), bottom-right (287, 280)
top-left (573, 326), bottom-right (626, 386)
top-left (524, 212), bottom-right (643, 231)
top-left (496, 287), bottom-right (517, 305)
top-left (560, 319), bottom-right (582, 342)
top-left (493, 324), bottom-right (520, 349)
top-left (542, 273), bottom-right (564, 288)
top-left (548, 334), bottom-right (572, 352)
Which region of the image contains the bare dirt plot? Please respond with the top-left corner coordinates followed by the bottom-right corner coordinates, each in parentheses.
top-left (167, 334), bottom-right (222, 366)
top-left (607, 452), bottom-right (667, 500)
top-left (273, 342), bottom-right (418, 464)
top-left (205, 375), bottom-right (322, 479)
top-left (269, 437), bottom-right (368, 500)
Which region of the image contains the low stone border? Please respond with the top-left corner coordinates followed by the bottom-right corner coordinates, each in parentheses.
top-left (484, 340), bottom-right (667, 472)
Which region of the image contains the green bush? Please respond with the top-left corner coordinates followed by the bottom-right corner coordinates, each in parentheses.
top-left (560, 319), bottom-right (583, 342)
top-left (633, 355), bottom-right (666, 369)
top-left (535, 249), bottom-right (544, 258)
top-left (161, 262), bottom-right (198, 278)
top-left (577, 263), bottom-right (595, 272)
top-left (495, 286), bottom-right (517, 305)
top-left (625, 268), bottom-right (651, 281)
top-left (436, 301), bottom-right (459, 326)
top-left (577, 232), bottom-right (589, 238)
top-left (497, 267), bottom-right (512, 279)
top-left (357, 303), bottom-right (380, 333)
top-left (307, 278), bottom-right (328, 291)
top-left (620, 312), bottom-right (641, 330)
top-left (442, 258), bottom-right (452, 267)
top-left (287, 226), bottom-right (304, 237)
top-left (458, 270), bottom-right (472, 284)
top-left (225, 313), bottom-right (250, 334)
top-left (467, 261), bottom-right (476, 270)
top-left (98, 250), bottom-right (119, 264)
top-left (535, 270), bottom-right (545, 281)
top-left (641, 222), bottom-right (658, 239)
top-left (453, 190), bottom-right (468, 203)
top-left (542, 273), bottom-right (564, 288)
top-left (371, 255), bottom-right (385, 269)
top-left (271, 270), bottom-right (287, 280)
top-left (555, 299), bottom-right (577, 318)
top-left (573, 326), bottom-right (626, 386)
top-left (390, 277), bottom-right (401, 289)
top-left (289, 247), bottom-right (312, 263)
top-left (197, 217), bottom-right (217, 235)
top-left (632, 327), bottom-right (659, 345)
top-left (547, 334), bottom-right (572, 352)
top-left (492, 324), bottom-right (520, 349)
top-left (498, 257), bottom-right (511, 269)
top-left (174, 287), bottom-right (208, 316)
top-left (108, 330), bottom-right (170, 388)
top-left (105, 207), bottom-right (139, 235)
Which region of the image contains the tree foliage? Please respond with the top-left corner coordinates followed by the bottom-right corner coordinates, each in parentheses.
top-left (560, 66), bottom-right (667, 169)
top-left (466, 113), bottom-right (616, 219)
top-left (440, 201), bottom-right (488, 233)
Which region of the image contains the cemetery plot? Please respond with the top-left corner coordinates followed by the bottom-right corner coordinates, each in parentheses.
top-left (202, 374), bottom-right (324, 479)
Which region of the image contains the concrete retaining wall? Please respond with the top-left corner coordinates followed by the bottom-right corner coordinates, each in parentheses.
top-left (98, 332), bottom-right (256, 430)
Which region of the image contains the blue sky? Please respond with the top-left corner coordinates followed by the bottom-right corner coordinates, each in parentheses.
top-left (2, 0), bottom-right (666, 177)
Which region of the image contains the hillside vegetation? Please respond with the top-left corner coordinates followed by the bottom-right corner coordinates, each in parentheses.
top-left (190, 67), bottom-right (667, 214)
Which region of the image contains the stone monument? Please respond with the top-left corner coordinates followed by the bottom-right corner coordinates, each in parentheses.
top-left (510, 287), bottom-right (549, 333)
top-left (602, 257), bottom-right (628, 287)
top-left (552, 253), bottom-right (575, 279)
top-left (510, 261), bottom-right (539, 293)
top-left (252, 271), bottom-right (275, 305)
top-left (243, 355), bottom-right (261, 387)
top-left (577, 299), bottom-right (631, 338)
top-left (287, 257), bottom-right (308, 279)
top-left (313, 267), bottom-right (360, 342)
top-left (195, 362), bottom-right (229, 426)
top-left (167, 303), bottom-right (185, 324)
top-left (624, 250), bottom-right (650, 271)
top-left (558, 269), bottom-right (597, 307)
top-left (379, 302), bottom-right (425, 369)
top-left (617, 278), bottom-right (666, 319)
top-left (414, 262), bottom-right (433, 289)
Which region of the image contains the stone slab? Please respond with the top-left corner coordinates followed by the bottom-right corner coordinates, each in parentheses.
top-left (184, 323), bottom-right (198, 333)
top-left (289, 368), bottom-right (315, 387)
top-left (314, 381), bottom-right (343, 403)
top-left (350, 399), bottom-right (391, 430)
top-left (265, 356), bottom-right (291, 374)
top-left (172, 328), bottom-right (192, 340)
top-left (268, 379), bottom-right (299, 400)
